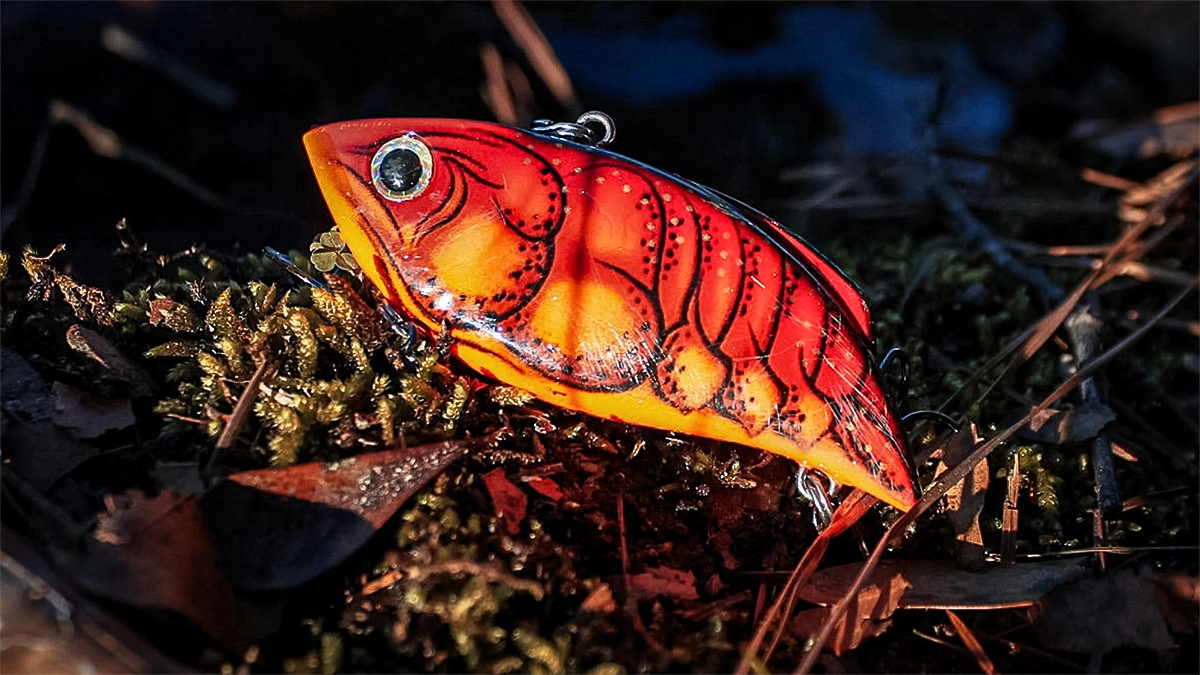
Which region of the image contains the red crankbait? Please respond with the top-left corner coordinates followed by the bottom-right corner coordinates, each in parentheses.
top-left (304, 112), bottom-right (918, 511)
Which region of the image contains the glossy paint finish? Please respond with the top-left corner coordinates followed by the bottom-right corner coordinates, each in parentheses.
top-left (305, 118), bottom-right (917, 510)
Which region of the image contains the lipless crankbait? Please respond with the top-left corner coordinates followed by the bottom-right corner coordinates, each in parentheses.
top-left (304, 113), bottom-right (917, 510)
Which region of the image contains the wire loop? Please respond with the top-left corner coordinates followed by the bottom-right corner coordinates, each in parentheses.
top-left (530, 110), bottom-right (616, 147)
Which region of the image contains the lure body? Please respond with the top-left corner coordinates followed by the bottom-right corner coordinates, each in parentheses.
top-left (304, 118), bottom-right (917, 510)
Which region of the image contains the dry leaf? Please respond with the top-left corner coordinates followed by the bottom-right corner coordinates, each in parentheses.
top-left (523, 473), bottom-right (564, 499)
top-left (521, 475), bottom-right (564, 501)
top-left (579, 583), bottom-right (617, 614)
top-left (1149, 571), bottom-right (1200, 635)
top-left (626, 566), bottom-right (699, 602)
top-left (937, 423), bottom-right (988, 570)
top-left (58, 491), bottom-right (239, 651)
top-left (1, 348), bottom-right (99, 492)
top-left (2, 525), bottom-right (189, 674)
top-left (50, 381), bottom-right (134, 439)
top-left (1033, 567), bottom-right (1179, 654)
top-left (789, 605), bottom-right (895, 656)
top-left (1014, 402), bottom-right (1116, 443)
top-left (801, 559), bottom-right (1090, 610)
top-left (65, 324), bottom-right (155, 396)
top-left (202, 440), bottom-right (471, 591)
top-left (483, 467), bottom-right (528, 535)
top-left (790, 569), bottom-right (910, 655)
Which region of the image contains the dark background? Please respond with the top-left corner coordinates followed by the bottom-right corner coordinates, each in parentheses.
top-left (2, 4), bottom-right (1197, 671)
top-left (2, 1), bottom-right (1196, 282)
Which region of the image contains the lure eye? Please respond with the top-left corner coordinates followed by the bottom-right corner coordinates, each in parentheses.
top-left (370, 135), bottom-right (433, 202)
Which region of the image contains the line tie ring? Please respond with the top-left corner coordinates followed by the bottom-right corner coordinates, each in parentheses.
top-left (530, 111), bottom-right (616, 148)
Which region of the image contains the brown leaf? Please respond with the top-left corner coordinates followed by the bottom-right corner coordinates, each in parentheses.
top-left (790, 569), bottom-right (909, 655)
top-left (1070, 102), bottom-right (1200, 159)
top-left (937, 423), bottom-right (988, 570)
top-left (483, 467), bottom-right (528, 535)
top-left (1013, 402), bottom-right (1115, 443)
top-left (800, 559), bottom-right (1090, 610)
top-left (147, 298), bottom-right (204, 333)
top-left (1, 348), bottom-right (99, 492)
top-left (65, 324), bottom-right (155, 396)
top-left (58, 491), bottom-right (239, 652)
top-left (1149, 571), bottom-right (1200, 635)
top-left (2, 524), bottom-right (190, 674)
top-left (202, 440), bottom-right (471, 591)
top-left (18, 250), bottom-right (115, 326)
top-left (579, 583), bottom-right (617, 614)
top-left (626, 566), bottom-right (699, 602)
top-left (1033, 567), bottom-right (1178, 654)
top-left (521, 475), bottom-right (563, 501)
top-left (789, 606), bottom-right (894, 656)
top-left (50, 381), bottom-right (134, 439)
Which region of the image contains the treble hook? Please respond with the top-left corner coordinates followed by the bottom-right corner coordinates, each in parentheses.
top-left (794, 466), bottom-right (838, 530)
top-left (901, 409), bottom-right (961, 435)
top-left (263, 247), bottom-right (417, 351)
top-left (530, 111), bottom-right (616, 148)
top-left (878, 346), bottom-right (910, 410)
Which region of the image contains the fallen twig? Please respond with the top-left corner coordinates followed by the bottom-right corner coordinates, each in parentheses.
top-left (491, 0), bottom-right (580, 115)
top-left (100, 24), bottom-right (235, 108)
top-left (4, 100), bottom-right (315, 231)
top-left (1064, 296), bottom-right (1121, 514)
top-left (1001, 450), bottom-right (1020, 565)
top-left (927, 155), bottom-right (1067, 307)
top-left (0, 121), bottom-right (52, 235)
top-left (213, 358), bottom-right (278, 453)
top-left (945, 609), bottom-right (997, 675)
top-left (49, 100), bottom-right (226, 208)
top-left (734, 492), bottom-right (876, 673)
top-left (936, 166), bottom-right (1197, 422)
top-left (479, 43), bottom-right (518, 126)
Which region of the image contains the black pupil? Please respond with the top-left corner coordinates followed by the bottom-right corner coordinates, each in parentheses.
top-left (379, 148), bottom-right (423, 193)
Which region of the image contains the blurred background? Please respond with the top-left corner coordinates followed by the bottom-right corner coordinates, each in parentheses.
top-left (2, 1), bottom-right (1197, 283)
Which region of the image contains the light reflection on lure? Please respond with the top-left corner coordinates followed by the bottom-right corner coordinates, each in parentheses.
top-left (303, 114), bottom-right (918, 511)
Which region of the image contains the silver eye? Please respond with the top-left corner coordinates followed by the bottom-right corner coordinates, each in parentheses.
top-left (370, 135), bottom-right (433, 202)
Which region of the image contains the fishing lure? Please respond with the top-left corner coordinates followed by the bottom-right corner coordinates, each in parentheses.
top-left (304, 113), bottom-right (918, 511)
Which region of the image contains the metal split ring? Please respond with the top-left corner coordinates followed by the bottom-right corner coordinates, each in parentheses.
top-left (530, 111), bottom-right (616, 148)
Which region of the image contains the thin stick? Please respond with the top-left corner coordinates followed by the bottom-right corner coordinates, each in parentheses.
top-left (734, 491), bottom-right (873, 673)
top-left (491, 0), bottom-right (580, 114)
top-left (1001, 450), bottom-right (1020, 565)
top-left (0, 120), bottom-right (53, 234)
top-left (1066, 297), bottom-right (1122, 514)
top-left (100, 24), bottom-right (235, 108)
top-left (479, 43), bottom-right (518, 126)
top-left (946, 609), bottom-right (998, 675)
top-left (49, 100), bottom-right (226, 208)
top-left (1080, 168), bottom-right (1139, 192)
top-left (928, 155), bottom-right (1066, 306)
top-left (1014, 545), bottom-right (1199, 559)
top-left (937, 169), bottom-right (1196, 417)
top-left (976, 633), bottom-right (1085, 673)
top-left (213, 358), bottom-right (277, 452)
top-left (1023, 169), bottom-right (1195, 361)
top-left (1039, 258), bottom-right (1198, 288)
